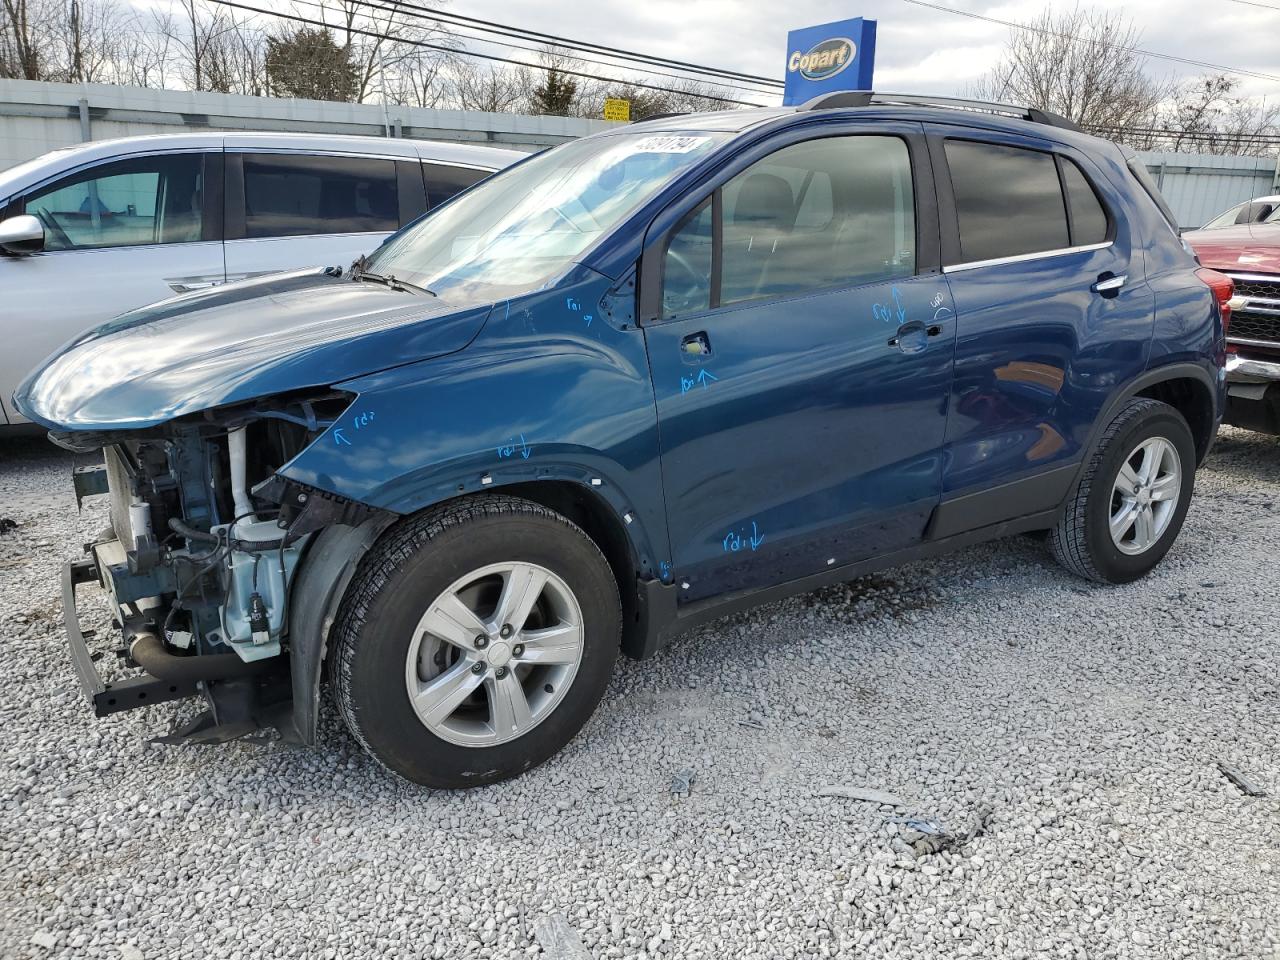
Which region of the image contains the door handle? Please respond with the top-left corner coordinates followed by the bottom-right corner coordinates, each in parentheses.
top-left (681, 331), bottom-right (712, 358)
top-left (1092, 273), bottom-right (1127, 295)
top-left (166, 277), bottom-right (223, 294)
top-left (887, 321), bottom-right (929, 353)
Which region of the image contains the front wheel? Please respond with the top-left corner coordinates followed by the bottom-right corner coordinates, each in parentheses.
top-left (1049, 397), bottom-right (1196, 584)
top-left (332, 495), bottom-right (621, 787)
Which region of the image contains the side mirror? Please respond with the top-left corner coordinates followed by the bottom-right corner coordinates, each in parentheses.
top-left (0, 214), bottom-right (45, 255)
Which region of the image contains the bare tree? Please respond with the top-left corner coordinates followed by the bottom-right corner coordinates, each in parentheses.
top-left (1152, 74), bottom-right (1280, 156)
top-left (302, 0), bottom-right (454, 104)
top-left (120, 8), bottom-right (180, 89)
top-left (61, 0), bottom-right (139, 83)
top-left (1, 0), bottom-right (56, 78)
top-left (153, 0), bottom-right (267, 94)
top-left (971, 6), bottom-right (1169, 138)
top-left (444, 58), bottom-right (529, 112)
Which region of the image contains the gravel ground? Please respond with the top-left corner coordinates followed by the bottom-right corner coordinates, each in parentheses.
top-left (1, 428), bottom-right (1278, 960)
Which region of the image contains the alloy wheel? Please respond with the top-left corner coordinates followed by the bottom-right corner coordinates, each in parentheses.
top-left (1108, 436), bottom-right (1181, 556)
top-left (404, 561), bottom-right (584, 747)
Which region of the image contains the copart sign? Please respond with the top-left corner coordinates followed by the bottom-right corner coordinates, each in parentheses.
top-left (782, 17), bottom-right (877, 106)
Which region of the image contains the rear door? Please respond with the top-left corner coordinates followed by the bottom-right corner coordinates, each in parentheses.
top-left (928, 127), bottom-right (1154, 535)
top-left (222, 151), bottom-right (425, 282)
top-left (641, 123), bottom-right (958, 601)
top-left (0, 149), bottom-right (223, 425)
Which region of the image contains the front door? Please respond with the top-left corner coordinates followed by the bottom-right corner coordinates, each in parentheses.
top-left (642, 131), bottom-right (957, 602)
top-left (2, 151), bottom-right (222, 425)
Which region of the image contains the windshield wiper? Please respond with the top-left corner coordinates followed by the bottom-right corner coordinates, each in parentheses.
top-left (349, 256), bottom-right (436, 296)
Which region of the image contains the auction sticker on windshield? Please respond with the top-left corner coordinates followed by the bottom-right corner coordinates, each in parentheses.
top-left (630, 136), bottom-right (713, 154)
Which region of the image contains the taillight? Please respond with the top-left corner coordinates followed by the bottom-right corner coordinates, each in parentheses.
top-left (1196, 267), bottom-right (1235, 352)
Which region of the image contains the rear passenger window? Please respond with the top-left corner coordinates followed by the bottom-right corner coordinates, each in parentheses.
top-left (945, 140), bottom-right (1068, 264)
top-left (423, 163), bottom-right (489, 208)
top-left (241, 153), bottom-right (398, 239)
top-left (1060, 158), bottom-right (1108, 245)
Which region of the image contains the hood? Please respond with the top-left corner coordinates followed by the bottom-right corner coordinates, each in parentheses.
top-left (1183, 223), bottom-right (1280, 275)
top-left (14, 269), bottom-right (491, 430)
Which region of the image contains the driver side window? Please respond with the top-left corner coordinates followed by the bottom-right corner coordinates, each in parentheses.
top-left (658, 135), bottom-right (917, 319)
top-left (22, 153), bottom-right (205, 252)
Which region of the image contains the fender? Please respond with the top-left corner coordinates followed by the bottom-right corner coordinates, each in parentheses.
top-left (1076, 359), bottom-right (1221, 479)
top-left (274, 271), bottom-right (673, 719)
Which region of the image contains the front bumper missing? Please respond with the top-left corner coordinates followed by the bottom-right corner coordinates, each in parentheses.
top-left (62, 557), bottom-right (199, 717)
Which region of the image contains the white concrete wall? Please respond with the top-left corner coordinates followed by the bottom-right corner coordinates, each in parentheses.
top-left (0, 79), bottom-right (613, 171)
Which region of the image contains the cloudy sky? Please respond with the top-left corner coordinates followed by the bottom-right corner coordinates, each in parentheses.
top-left (450, 0), bottom-right (1280, 106)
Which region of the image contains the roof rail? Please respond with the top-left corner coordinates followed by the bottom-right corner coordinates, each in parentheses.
top-left (800, 90), bottom-right (1083, 133)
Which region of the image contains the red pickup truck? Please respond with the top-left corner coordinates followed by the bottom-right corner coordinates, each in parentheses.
top-left (1183, 221), bottom-right (1280, 435)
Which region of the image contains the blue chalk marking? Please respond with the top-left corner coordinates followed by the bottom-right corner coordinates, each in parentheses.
top-left (873, 286), bottom-right (907, 326)
top-left (565, 297), bottom-right (581, 312)
top-left (333, 428), bottom-right (352, 446)
top-left (497, 432), bottom-right (532, 460)
top-left (722, 520), bottom-right (763, 553)
top-left (680, 368), bottom-right (718, 394)
top-left (584, 314), bottom-right (593, 327)
top-left (352, 410), bottom-right (375, 430)
top-left (659, 560), bottom-right (671, 581)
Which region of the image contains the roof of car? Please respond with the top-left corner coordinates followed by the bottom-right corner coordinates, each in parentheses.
top-left (631, 97), bottom-right (1112, 153)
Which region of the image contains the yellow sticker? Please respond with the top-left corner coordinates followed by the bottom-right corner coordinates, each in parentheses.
top-left (603, 98), bottom-right (631, 122)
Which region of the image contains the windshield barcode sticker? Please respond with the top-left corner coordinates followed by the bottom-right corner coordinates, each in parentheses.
top-left (631, 135), bottom-right (712, 154)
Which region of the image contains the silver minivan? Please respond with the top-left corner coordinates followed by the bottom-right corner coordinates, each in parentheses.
top-left (0, 132), bottom-right (522, 430)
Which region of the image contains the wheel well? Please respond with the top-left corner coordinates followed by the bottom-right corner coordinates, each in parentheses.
top-left (499, 480), bottom-right (644, 656)
top-left (1135, 376), bottom-right (1215, 463)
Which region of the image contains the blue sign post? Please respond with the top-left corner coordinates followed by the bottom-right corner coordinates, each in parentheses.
top-left (782, 17), bottom-right (877, 106)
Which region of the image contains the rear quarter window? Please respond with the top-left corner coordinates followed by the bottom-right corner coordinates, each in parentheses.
top-left (1060, 158), bottom-right (1109, 245)
top-left (422, 162), bottom-right (490, 208)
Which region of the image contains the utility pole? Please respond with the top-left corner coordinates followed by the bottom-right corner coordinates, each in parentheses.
top-left (70, 0), bottom-right (83, 82)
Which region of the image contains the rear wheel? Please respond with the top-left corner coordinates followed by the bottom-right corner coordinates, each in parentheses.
top-left (332, 495), bottom-right (621, 787)
top-left (1050, 398), bottom-right (1195, 584)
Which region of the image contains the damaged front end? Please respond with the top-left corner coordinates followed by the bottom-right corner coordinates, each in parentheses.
top-left (60, 391), bottom-right (391, 743)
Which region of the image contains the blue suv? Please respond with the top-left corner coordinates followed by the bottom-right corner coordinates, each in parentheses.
top-left (17, 93), bottom-right (1228, 787)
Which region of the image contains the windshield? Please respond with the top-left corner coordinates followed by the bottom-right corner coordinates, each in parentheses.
top-left (365, 131), bottom-right (729, 303)
top-left (1203, 198), bottom-right (1280, 229)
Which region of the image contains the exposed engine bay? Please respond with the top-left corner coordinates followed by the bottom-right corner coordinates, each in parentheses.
top-left (58, 392), bottom-right (389, 742)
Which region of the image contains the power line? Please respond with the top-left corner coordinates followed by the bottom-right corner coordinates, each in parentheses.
top-left (1086, 123), bottom-right (1280, 146)
top-left (900, 0), bottom-right (1280, 84)
top-left (303, 0), bottom-right (785, 89)
top-left (1225, 0), bottom-right (1280, 10)
top-left (290, 0), bottom-right (782, 98)
top-left (206, 0), bottom-right (770, 106)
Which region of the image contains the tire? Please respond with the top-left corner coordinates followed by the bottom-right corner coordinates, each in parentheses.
top-left (1049, 397), bottom-right (1196, 584)
top-left (332, 494), bottom-right (621, 788)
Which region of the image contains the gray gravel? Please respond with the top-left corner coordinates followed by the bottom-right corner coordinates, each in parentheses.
top-left (1, 429), bottom-right (1278, 960)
